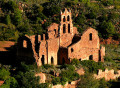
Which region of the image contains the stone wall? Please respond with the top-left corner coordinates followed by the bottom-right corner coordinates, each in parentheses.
top-left (68, 27), bottom-right (103, 62)
top-left (35, 72), bottom-right (46, 83)
top-left (94, 69), bottom-right (120, 81)
top-left (47, 38), bottom-right (59, 65)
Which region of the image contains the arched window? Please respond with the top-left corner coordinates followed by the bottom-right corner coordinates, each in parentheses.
top-left (71, 48), bottom-right (74, 52)
top-left (63, 24), bottom-right (66, 33)
top-left (41, 34), bottom-right (43, 40)
top-left (54, 29), bottom-right (56, 34)
top-left (68, 24), bottom-right (70, 33)
top-left (23, 40), bottom-right (27, 48)
top-left (51, 56), bottom-right (54, 64)
top-left (67, 15), bottom-right (70, 21)
top-left (63, 16), bottom-right (65, 22)
top-left (41, 55), bottom-right (44, 65)
top-left (89, 55), bottom-right (93, 60)
top-left (89, 33), bottom-right (92, 40)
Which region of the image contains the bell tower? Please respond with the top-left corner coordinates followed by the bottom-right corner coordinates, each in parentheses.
top-left (60, 8), bottom-right (74, 36)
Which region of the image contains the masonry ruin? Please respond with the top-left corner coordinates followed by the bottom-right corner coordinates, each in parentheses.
top-left (17, 8), bottom-right (105, 66)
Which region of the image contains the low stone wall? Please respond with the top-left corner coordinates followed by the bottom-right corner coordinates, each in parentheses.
top-left (94, 69), bottom-right (120, 81)
top-left (35, 72), bottom-right (46, 83)
top-left (51, 80), bottom-right (80, 88)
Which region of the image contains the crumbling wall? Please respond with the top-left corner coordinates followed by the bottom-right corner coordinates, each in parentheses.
top-left (47, 23), bottom-right (59, 39)
top-left (17, 35), bottom-right (35, 64)
top-left (94, 69), bottom-right (120, 81)
top-left (68, 28), bottom-right (100, 62)
top-left (100, 46), bottom-right (105, 62)
top-left (47, 38), bottom-right (59, 65)
top-left (38, 41), bottom-right (48, 66)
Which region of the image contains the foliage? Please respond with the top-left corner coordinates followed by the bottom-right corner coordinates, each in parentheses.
top-left (60, 64), bottom-right (80, 81)
top-left (80, 60), bottom-right (105, 73)
top-left (0, 77), bottom-right (18, 88)
top-left (71, 59), bottom-right (80, 66)
top-left (0, 68), bottom-right (10, 80)
top-left (77, 73), bottom-right (100, 88)
top-left (52, 77), bottom-right (61, 85)
top-left (99, 21), bottom-right (115, 38)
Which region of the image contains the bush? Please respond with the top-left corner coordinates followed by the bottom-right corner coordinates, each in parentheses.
top-left (52, 77), bottom-right (60, 85)
top-left (61, 77), bottom-right (68, 85)
top-left (80, 60), bottom-right (105, 73)
top-left (77, 73), bottom-right (99, 88)
top-left (71, 59), bottom-right (80, 66)
top-left (0, 68), bottom-right (10, 80)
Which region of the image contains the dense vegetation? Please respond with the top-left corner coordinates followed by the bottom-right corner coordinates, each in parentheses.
top-left (0, 0), bottom-right (120, 41)
top-left (0, 0), bottom-right (120, 88)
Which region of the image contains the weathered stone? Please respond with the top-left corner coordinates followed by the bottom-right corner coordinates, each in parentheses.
top-left (35, 72), bottom-right (46, 83)
top-left (94, 69), bottom-right (120, 81)
top-left (17, 8), bottom-right (105, 66)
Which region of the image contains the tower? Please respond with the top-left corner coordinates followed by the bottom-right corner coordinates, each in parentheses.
top-left (60, 8), bottom-right (74, 36)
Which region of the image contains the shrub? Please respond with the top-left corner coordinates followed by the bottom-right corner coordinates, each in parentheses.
top-left (52, 77), bottom-right (60, 85)
top-left (77, 73), bottom-right (99, 88)
top-left (71, 59), bottom-right (80, 66)
top-left (0, 68), bottom-right (10, 80)
top-left (80, 60), bottom-right (105, 73)
top-left (61, 77), bottom-right (68, 85)
top-left (60, 64), bottom-right (75, 71)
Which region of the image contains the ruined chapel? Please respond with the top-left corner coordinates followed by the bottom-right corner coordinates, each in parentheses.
top-left (17, 8), bottom-right (105, 66)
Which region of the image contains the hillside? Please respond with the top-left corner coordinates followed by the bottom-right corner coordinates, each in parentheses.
top-left (0, 0), bottom-right (120, 88)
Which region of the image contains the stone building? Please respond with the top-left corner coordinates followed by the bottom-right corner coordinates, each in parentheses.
top-left (17, 8), bottom-right (105, 66)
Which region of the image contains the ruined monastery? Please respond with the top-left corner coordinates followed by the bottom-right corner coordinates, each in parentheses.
top-left (17, 8), bottom-right (105, 66)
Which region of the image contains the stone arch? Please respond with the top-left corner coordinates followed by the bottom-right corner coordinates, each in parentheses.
top-left (41, 55), bottom-right (45, 65)
top-left (89, 55), bottom-right (93, 60)
top-left (63, 16), bottom-right (65, 22)
top-left (89, 33), bottom-right (92, 40)
top-left (67, 15), bottom-right (70, 21)
top-left (51, 56), bottom-right (54, 64)
top-left (63, 24), bottom-right (66, 33)
top-left (68, 24), bottom-right (70, 33)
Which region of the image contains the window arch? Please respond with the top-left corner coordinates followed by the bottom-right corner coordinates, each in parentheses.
top-left (89, 55), bottom-right (93, 60)
top-left (68, 24), bottom-right (70, 33)
top-left (71, 48), bottom-right (74, 52)
top-left (67, 15), bottom-right (70, 21)
top-left (51, 56), bottom-right (54, 64)
top-left (41, 55), bottom-right (45, 65)
top-left (63, 24), bottom-right (66, 33)
top-left (63, 16), bottom-right (65, 22)
top-left (54, 29), bottom-right (56, 34)
top-left (89, 33), bottom-right (92, 40)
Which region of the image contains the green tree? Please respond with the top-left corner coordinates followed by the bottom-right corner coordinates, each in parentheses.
top-left (77, 74), bottom-right (99, 88)
top-left (99, 21), bottom-right (115, 38)
top-left (14, 9), bottom-right (22, 25)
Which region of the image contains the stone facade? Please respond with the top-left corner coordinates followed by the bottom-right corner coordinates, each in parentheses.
top-left (17, 8), bottom-right (105, 66)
